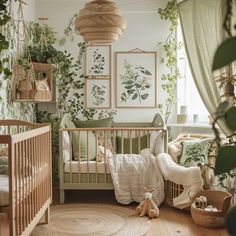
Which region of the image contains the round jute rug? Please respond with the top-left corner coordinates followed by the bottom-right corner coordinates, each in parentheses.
top-left (31, 204), bottom-right (151, 236)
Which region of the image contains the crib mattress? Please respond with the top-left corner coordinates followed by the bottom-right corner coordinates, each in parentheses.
top-left (0, 174), bottom-right (8, 207)
top-left (64, 161), bottom-right (110, 174)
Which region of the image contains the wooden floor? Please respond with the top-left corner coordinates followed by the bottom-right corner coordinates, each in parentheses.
top-left (53, 189), bottom-right (229, 236)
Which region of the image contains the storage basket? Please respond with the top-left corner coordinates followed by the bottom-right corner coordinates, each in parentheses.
top-left (191, 190), bottom-right (232, 228)
top-left (165, 133), bottom-right (217, 208)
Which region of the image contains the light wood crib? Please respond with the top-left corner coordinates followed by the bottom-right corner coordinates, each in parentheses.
top-left (59, 113), bottom-right (168, 203)
top-left (0, 120), bottom-right (52, 236)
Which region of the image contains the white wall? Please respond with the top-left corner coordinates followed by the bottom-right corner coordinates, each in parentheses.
top-left (12, 0), bottom-right (36, 21)
top-left (35, 0), bottom-right (170, 122)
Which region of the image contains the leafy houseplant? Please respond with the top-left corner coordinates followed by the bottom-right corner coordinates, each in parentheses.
top-left (211, 0), bottom-right (236, 234)
top-left (158, 0), bottom-right (182, 123)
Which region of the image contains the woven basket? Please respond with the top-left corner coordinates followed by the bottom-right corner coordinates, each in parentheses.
top-left (165, 133), bottom-right (217, 208)
top-left (191, 190), bottom-right (231, 228)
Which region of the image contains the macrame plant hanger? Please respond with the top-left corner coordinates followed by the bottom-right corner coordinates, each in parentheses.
top-left (13, 0), bottom-right (36, 101)
top-left (32, 17), bottom-right (53, 102)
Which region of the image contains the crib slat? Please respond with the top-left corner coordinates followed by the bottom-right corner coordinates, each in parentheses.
top-left (87, 131), bottom-right (90, 183)
top-left (121, 130), bottom-right (124, 154)
top-left (129, 130), bottom-right (132, 154)
top-left (19, 141), bottom-right (23, 234)
top-left (138, 130), bottom-right (141, 153)
top-left (113, 130), bottom-right (116, 156)
top-left (15, 143), bottom-right (19, 235)
top-left (78, 131), bottom-right (81, 184)
top-left (104, 130), bottom-right (107, 183)
top-left (33, 136), bottom-right (36, 218)
top-left (69, 131), bottom-right (73, 184)
top-left (29, 137), bottom-right (33, 224)
top-left (95, 131), bottom-right (98, 184)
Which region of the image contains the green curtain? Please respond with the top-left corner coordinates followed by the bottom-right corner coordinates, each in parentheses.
top-left (177, 0), bottom-right (232, 135)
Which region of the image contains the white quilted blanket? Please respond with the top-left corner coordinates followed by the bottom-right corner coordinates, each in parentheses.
top-left (108, 150), bottom-right (164, 206)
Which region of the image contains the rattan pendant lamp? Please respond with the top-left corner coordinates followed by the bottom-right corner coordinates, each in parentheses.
top-left (75, 0), bottom-right (126, 44)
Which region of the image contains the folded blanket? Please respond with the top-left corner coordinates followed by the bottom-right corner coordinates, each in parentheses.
top-left (108, 150), bottom-right (164, 206)
top-left (157, 153), bottom-right (203, 209)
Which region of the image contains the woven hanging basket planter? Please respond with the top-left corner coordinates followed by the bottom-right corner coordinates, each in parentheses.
top-left (75, 0), bottom-right (126, 44)
top-left (224, 81), bottom-right (235, 97)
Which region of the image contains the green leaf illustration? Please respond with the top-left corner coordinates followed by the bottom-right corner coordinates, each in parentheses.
top-left (127, 89), bottom-right (135, 94)
top-left (132, 93), bottom-right (138, 100)
top-left (125, 85), bottom-right (134, 89)
top-left (141, 94), bottom-right (149, 100)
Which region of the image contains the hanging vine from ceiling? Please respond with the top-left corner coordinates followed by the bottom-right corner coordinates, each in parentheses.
top-left (158, 0), bottom-right (182, 124)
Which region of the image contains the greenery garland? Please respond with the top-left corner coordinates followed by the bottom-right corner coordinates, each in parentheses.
top-left (158, 0), bottom-right (182, 123)
top-left (0, 0), bottom-right (11, 80)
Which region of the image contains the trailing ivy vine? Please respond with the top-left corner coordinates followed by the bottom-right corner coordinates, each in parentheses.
top-left (158, 0), bottom-right (182, 123)
top-left (0, 0), bottom-right (11, 80)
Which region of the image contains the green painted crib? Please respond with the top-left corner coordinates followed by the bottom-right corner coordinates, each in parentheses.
top-left (58, 113), bottom-right (168, 203)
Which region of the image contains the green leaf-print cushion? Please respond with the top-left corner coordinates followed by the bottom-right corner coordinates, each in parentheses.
top-left (179, 138), bottom-right (213, 167)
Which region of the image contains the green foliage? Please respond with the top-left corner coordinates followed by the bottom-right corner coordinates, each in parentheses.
top-left (158, 1), bottom-right (182, 123)
top-left (91, 84), bottom-right (106, 106)
top-left (36, 110), bottom-right (59, 185)
top-left (27, 22), bottom-right (57, 45)
top-left (58, 13), bottom-right (79, 46)
top-left (89, 49), bottom-right (105, 74)
top-left (212, 36), bottom-right (236, 70)
top-left (21, 22), bottom-right (58, 64)
top-left (225, 107), bottom-right (236, 131)
top-left (120, 59), bottom-right (152, 103)
top-left (226, 205), bottom-right (236, 235)
top-left (158, 0), bottom-right (179, 33)
top-left (0, 0), bottom-right (11, 80)
top-left (212, 4), bottom-right (236, 234)
top-left (215, 146), bottom-right (236, 174)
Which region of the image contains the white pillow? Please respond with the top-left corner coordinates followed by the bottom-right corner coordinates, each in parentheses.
top-left (150, 131), bottom-right (164, 156)
top-left (98, 145), bottom-right (113, 158)
top-left (62, 131), bottom-right (71, 163)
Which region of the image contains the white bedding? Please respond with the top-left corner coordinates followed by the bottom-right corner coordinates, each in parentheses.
top-left (108, 150), bottom-right (164, 206)
top-left (64, 161), bottom-right (110, 174)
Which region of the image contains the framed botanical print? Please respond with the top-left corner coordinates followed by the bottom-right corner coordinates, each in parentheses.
top-left (85, 45), bottom-right (111, 77)
top-left (115, 51), bottom-right (157, 108)
top-left (85, 78), bottom-right (111, 109)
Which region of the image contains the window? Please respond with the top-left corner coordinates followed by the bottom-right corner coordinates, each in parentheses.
top-left (177, 24), bottom-right (209, 123)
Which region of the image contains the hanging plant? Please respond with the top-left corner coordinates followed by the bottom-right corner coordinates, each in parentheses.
top-left (158, 0), bottom-right (182, 123)
top-left (58, 13), bottom-right (80, 46)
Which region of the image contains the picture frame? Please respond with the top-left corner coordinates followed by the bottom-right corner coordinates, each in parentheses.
top-left (115, 51), bottom-right (157, 108)
top-left (85, 78), bottom-right (111, 109)
top-left (85, 45), bottom-right (111, 77)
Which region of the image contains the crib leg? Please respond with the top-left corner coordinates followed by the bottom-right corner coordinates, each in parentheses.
top-left (44, 207), bottom-right (50, 224)
top-left (0, 213), bottom-right (9, 236)
top-left (60, 190), bottom-right (65, 204)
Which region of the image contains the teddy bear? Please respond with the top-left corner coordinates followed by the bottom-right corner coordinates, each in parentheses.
top-left (136, 187), bottom-right (160, 219)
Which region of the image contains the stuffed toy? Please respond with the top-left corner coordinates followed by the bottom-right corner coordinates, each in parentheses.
top-left (136, 187), bottom-right (160, 219)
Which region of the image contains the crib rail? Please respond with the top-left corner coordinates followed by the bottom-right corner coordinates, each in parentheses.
top-left (59, 127), bottom-right (167, 201)
top-left (0, 123), bottom-right (51, 236)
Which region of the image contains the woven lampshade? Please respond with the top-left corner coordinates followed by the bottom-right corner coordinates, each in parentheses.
top-left (75, 0), bottom-right (126, 44)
